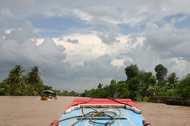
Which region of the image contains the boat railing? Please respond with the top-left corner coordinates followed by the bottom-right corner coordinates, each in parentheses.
top-left (64, 104), bottom-right (141, 114)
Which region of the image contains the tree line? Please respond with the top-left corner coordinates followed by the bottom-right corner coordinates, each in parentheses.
top-left (0, 64), bottom-right (190, 101)
top-left (81, 64), bottom-right (190, 101)
top-left (0, 65), bottom-right (77, 96)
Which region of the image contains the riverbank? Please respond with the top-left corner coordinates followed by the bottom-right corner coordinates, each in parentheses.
top-left (0, 96), bottom-right (189, 126)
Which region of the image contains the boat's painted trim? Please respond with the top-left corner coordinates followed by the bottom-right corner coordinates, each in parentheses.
top-left (64, 104), bottom-right (141, 114)
top-left (50, 98), bottom-right (151, 126)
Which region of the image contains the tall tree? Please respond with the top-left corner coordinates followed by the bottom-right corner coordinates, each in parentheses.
top-left (138, 71), bottom-right (156, 85)
top-left (125, 64), bottom-right (139, 80)
top-left (97, 83), bottom-right (103, 89)
top-left (7, 65), bottom-right (25, 95)
top-left (109, 80), bottom-right (117, 98)
top-left (167, 73), bottom-right (179, 88)
top-left (116, 81), bottom-right (130, 98)
top-left (155, 64), bottom-right (167, 82)
top-left (26, 66), bottom-right (43, 95)
top-left (127, 77), bottom-right (140, 100)
top-left (177, 74), bottom-right (190, 99)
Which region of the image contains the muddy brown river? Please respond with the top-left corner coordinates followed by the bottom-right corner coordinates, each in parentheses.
top-left (0, 96), bottom-right (189, 126)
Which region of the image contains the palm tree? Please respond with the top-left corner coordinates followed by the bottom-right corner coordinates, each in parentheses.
top-left (26, 66), bottom-right (43, 95)
top-left (7, 65), bottom-right (25, 95)
top-left (167, 73), bottom-right (179, 88)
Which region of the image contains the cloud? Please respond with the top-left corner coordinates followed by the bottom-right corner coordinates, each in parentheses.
top-left (145, 22), bottom-right (190, 60)
top-left (97, 32), bottom-right (120, 45)
top-left (81, 54), bottom-right (126, 81)
top-left (1, 0), bottom-right (190, 92)
top-left (67, 38), bottom-right (79, 44)
top-left (122, 21), bottom-right (190, 77)
top-left (0, 21), bottom-right (67, 80)
top-left (0, 8), bottom-right (14, 28)
top-left (5, 21), bottom-right (38, 41)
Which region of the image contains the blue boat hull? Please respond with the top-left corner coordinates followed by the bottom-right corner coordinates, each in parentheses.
top-left (50, 98), bottom-right (150, 126)
top-left (59, 107), bottom-right (145, 126)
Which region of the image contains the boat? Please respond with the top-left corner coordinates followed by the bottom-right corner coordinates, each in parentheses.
top-left (41, 93), bottom-right (48, 100)
top-left (50, 98), bottom-right (150, 126)
top-left (41, 90), bottom-right (57, 100)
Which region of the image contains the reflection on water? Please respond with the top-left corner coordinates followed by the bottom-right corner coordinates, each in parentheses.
top-left (0, 96), bottom-right (189, 126)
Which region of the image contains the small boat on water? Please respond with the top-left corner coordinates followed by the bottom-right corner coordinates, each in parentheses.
top-left (41, 90), bottom-right (57, 100)
top-left (50, 98), bottom-right (150, 126)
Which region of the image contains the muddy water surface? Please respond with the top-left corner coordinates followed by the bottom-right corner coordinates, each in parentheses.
top-left (0, 96), bottom-right (189, 126)
top-left (136, 102), bottom-right (190, 126)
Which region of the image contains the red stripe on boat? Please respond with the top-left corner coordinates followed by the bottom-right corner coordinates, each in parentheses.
top-left (65, 98), bottom-right (139, 110)
top-left (50, 120), bottom-right (59, 126)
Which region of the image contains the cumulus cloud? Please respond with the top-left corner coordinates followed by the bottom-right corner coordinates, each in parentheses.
top-left (0, 21), bottom-right (67, 80)
top-left (97, 32), bottom-right (120, 45)
top-left (82, 54), bottom-right (125, 79)
top-left (0, 20), bottom-right (126, 92)
top-left (1, 0), bottom-right (190, 92)
top-left (145, 22), bottom-right (190, 60)
top-left (121, 22), bottom-right (190, 77)
top-left (5, 21), bottom-right (37, 41)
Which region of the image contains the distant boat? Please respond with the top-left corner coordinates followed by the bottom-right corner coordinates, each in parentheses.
top-left (50, 98), bottom-right (150, 126)
top-left (41, 90), bottom-right (57, 100)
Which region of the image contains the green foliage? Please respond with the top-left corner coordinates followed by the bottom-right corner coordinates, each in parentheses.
top-left (116, 81), bottom-right (130, 98)
top-left (97, 83), bottom-right (103, 89)
top-left (0, 65), bottom-right (44, 96)
top-left (26, 66), bottom-right (43, 95)
top-left (79, 63), bottom-right (189, 102)
top-left (167, 73), bottom-right (179, 88)
top-left (0, 82), bottom-right (10, 95)
top-left (109, 80), bottom-right (117, 97)
top-left (59, 90), bottom-right (79, 96)
top-left (127, 77), bottom-right (140, 100)
top-left (43, 85), bottom-right (53, 91)
top-left (125, 64), bottom-right (139, 79)
top-left (138, 71), bottom-right (156, 85)
top-left (0, 65), bottom-right (80, 96)
top-left (176, 74), bottom-right (190, 99)
top-left (155, 64), bottom-right (167, 82)
top-left (1, 63), bottom-right (190, 101)
top-left (6, 65), bottom-right (25, 95)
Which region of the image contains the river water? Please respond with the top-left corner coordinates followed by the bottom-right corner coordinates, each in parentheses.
top-left (0, 96), bottom-right (189, 126)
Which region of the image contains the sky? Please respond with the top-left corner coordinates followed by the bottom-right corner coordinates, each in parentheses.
top-left (1, 0), bottom-right (190, 92)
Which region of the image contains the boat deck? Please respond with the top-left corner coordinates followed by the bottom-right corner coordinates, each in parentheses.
top-left (59, 107), bottom-right (144, 126)
top-left (57, 98), bottom-right (145, 126)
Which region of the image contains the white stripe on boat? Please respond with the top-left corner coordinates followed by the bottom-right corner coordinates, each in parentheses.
top-left (120, 108), bottom-right (134, 126)
top-left (64, 104), bottom-right (141, 114)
